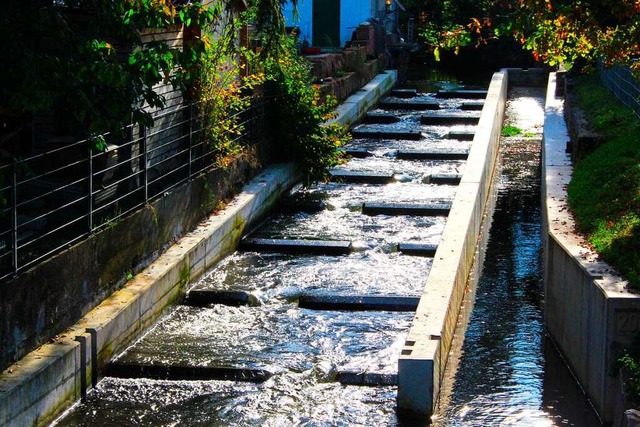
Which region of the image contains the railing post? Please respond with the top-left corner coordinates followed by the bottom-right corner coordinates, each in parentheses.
top-left (188, 103), bottom-right (193, 179)
top-left (140, 124), bottom-right (148, 201)
top-left (11, 157), bottom-right (17, 274)
top-left (88, 141), bottom-right (93, 232)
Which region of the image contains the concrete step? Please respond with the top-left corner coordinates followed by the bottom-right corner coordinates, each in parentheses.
top-left (396, 149), bottom-right (468, 161)
top-left (420, 113), bottom-right (480, 126)
top-left (437, 89), bottom-right (488, 99)
top-left (460, 100), bottom-right (485, 110)
top-left (107, 363), bottom-right (272, 383)
top-left (363, 112), bottom-right (401, 124)
top-left (362, 202), bottom-right (452, 216)
top-left (238, 238), bottom-right (353, 255)
top-left (339, 148), bottom-right (373, 158)
top-left (397, 243), bottom-right (438, 257)
top-left (336, 371), bottom-right (398, 386)
top-left (425, 173), bottom-right (462, 185)
top-left (390, 88), bottom-right (418, 98)
top-left (183, 290), bottom-right (259, 307)
top-left (378, 100), bottom-right (440, 110)
top-left (276, 197), bottom-right (327, 214)
top-left (447, 129), bottom-right (476, 141)
top-left (299, 295), bottom-right (420, 312)
top-left (329, 170), bottom-right (396, 184)
top-left (351, 128), bottom-right (423, 140)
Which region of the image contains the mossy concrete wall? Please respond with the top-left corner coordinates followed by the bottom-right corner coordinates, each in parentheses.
top-left (542, 72), bottom-right (640, 424)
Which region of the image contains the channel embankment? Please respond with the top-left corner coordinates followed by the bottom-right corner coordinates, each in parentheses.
top-left (542, 72), bottom-right (640, 425)
top-left (0, 71), bottom-right (397, 427)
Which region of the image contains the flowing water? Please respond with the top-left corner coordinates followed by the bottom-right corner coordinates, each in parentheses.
top-left (54, 82), bottom-right (601, 427)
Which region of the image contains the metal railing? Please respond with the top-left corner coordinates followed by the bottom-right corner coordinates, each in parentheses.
top-left (0, 93), bottom-right (269, 282)
top-left (599, 61), bottom-right (640, 119)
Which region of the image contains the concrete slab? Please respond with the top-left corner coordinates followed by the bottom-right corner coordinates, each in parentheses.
top-left (238, 238), bottom-right (353, 255)
top-left (396, 149), bottom-right (468, 161)
top-left (420, 113), bottom-right (480, 126)
top-left (426, 173), bottom-right (462, 186)
top-left (391, 88), bottom-right (418, 98)
top-left (363, 112), bottom-right (402, 124)
top-left (351, 128), bottom-right (423, 141)
top-left (298, 295), bottom-right (420, 312)
top-left (362, 202), bottom-right (452, 216)
top-left (183, 290), bottom-right (259, 307)
top-left (329, 170), bottom-right (396, 184)
top-left (336, 371), bottom-right (398, 386)
top-left (447, 130), bottom-right (476, 141)
top-left (107, 363), bottom-right (272, 383)
top-left (397, 243), bottom-right (438, 257)
top-left (378, 100), bottom-right (440, 110)
top-left (339, 148), bottom-right (373, 158)
top-left (437, 89), bottom-right (488, 99)
top-left (460, 100), bottom-right (485, 110)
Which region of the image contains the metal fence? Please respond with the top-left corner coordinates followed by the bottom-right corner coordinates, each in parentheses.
top-left (599, 61), bottom-right (640, 119)
top-left (0, 93), bottom-right (269, 282)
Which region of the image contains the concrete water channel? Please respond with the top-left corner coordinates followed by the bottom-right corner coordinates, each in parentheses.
top-left (46, 70), bottom-right (600, 426)
top-left (52, 79), bottom-right (484, 426)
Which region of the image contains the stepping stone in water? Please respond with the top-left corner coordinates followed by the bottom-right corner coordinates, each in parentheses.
top-left (425, 173), bottom-right (462, 185)
top-left (329, 170), bottom-right (395, 184)
top-left (396, 149), bottom-right (468, 161)
top-left (390, 88), bottom-right (418, 98)
top-left (363, 112), bottom-right (401, 124)
top-left (460, 100), bottom-right (485, 111)
top-left (184, 290), bottom-right (260, 307)
top-left (107, 363), bottom-right (272, 383)
top-left (276, 197), bottom-right (327, 214)
top-left (397, 243), bottom-right (438, 257)
top-left (238, 238), bottom-right (353, 255)
top-left (420, 113), bottom-right (480, 126)
top-left (378, 100), bottom-right (440, 111)
top-left (362, 202), bottom-right (452, 216)
top-left (447, 129), bottom-right (475, 141)
top-left (351, 128), bottom-right (423, 140)
top-left (336, 371), bottom-right (398, 386)
top-left (436, 89), bottom-right (488, 99)
top-left (298, 295), bottom-right (420, 312)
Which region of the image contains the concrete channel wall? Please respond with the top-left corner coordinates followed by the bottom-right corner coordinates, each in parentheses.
top-left (0, 71), bottom-right (397, 427)
top-left (542, 72), bottom-right (640, 424)
top-left (397, 68), bottom-right (550, 418)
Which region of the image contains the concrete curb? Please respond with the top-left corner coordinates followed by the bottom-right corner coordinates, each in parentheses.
top-left (397, 70), bottom-right (508, 417)
top-left (542, 72), bottom-right (638, 424)
top-left (0, 71), bottom-right (396, 427)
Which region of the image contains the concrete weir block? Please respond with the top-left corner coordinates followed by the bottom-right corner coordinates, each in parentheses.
top-left (336, 371), bottom-right (398, 386)
top-left (238, 238), bottom-right (353, 256)
top-left (425, 173), bottom-right (462, 186)
top-left (397, 243), bottom-right (438, 257)
top-left (351, 128), bottom-right (423, 141)
top-left (460, 100), bottom-right (485, 110)
top-left (363, 112), bottom-right (402, 124)
top-left (107, 363), bottom-right (272, 383)
top-left (436, 89), bottom-right (488, 99)
top-left (420, 113), bottom-right (480, 126)
top-left (396, 149), bottom-right (468, 161)
top-left (299, 295), bottom-right (419, 312)
top-left (362, 202), bottom-right (451, 216)
top-left (183, 290), bottom-right (259, 307)
top-left (329, 170), bottom-right (396, 184)
top-left (391, 88), bottom-right (418, 98)
top-left (447, 130), bottom-right (476, 141)
top-left (378, 100), bottom-right (440, 111)
top-left (339, 148), bottom-right (373, 158)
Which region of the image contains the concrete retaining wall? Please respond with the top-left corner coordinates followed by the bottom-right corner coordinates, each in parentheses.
top-left (542, 72), bottom-right (640, 424)
top-left (0, 71), bottom-right (396, 427)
